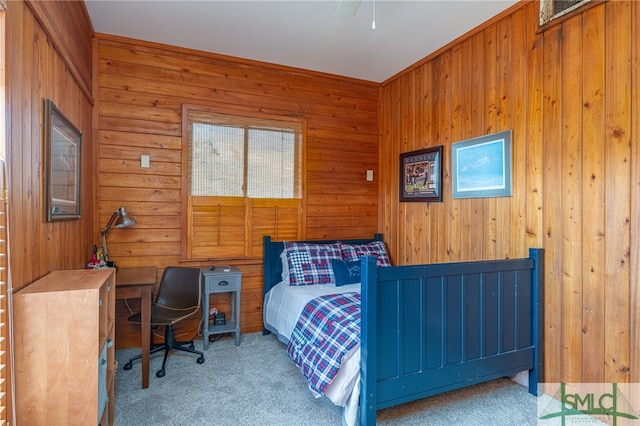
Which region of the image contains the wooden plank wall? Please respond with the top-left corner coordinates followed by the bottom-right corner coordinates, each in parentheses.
top-left (379, 1), bottom-right (640, 384)
top-left (93, 34), bottom-right (379, 347)
top-left (11, 0), bottom-right (638, 389)
top-left (6, 1), bottom-right (95, 421)
top-left (6, 1), bottom-right (95, 289)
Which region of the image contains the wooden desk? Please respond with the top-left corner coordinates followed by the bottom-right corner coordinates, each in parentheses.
top-left (116, 266), bottom-right (156, 389)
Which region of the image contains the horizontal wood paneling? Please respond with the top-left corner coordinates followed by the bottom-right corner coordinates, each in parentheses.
top-left (379, 1), bottom-right (640, 384)
top-left (94, 34), bottom-right (379, 345)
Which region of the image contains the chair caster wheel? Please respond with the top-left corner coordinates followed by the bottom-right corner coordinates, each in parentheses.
top-left (197, 356), bottom-right (205, 364)
top-left (156, 369), bottom-right (165, 378)
top-left (123, 362), bottom-right (133, 370)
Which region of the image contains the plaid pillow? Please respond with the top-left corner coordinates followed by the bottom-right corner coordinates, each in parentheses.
top-left (340, 240), bottom-right (392, 267)
top-left (284, 241), bottom-right (343, 286)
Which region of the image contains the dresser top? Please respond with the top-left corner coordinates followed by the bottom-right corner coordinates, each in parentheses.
top-left (17, 268), bottom-right (114, 294)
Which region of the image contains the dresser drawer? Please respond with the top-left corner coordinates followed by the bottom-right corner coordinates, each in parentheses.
top-left (204, 275), bottom-right (240, 293)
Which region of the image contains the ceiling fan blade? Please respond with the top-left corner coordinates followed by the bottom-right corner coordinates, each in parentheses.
top-left (334, 0), bottom-right (361, 19)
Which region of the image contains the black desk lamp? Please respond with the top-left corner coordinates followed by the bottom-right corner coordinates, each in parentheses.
top-left (101, 206), bottom-right (136, 262)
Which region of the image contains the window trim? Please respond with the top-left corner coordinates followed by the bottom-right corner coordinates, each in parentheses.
top-left (180, 103), bottom-right (306, 261)
top-left (538, 0), bottom-right (604, 31)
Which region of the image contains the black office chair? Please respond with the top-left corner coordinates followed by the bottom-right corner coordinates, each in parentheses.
top-left (123, 266), bottom-right (205, 378)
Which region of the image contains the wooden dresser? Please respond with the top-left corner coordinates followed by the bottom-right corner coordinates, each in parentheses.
top-left (13, 268), bottom-right (116, 425)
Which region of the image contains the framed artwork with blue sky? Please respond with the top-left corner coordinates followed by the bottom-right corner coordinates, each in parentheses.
top-left (452, 130), bottom-right (512, 199)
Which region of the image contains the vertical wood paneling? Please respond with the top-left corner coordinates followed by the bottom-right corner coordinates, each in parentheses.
top-left (7, 0), bottom-right (94, 291)
top-left (456, 39), bottom-right (472, 262)
top-left (603, 0), bottom-right (632, 384)
top-left (379, 85), bottom-right (391, 256)
top-left (581, 5), bottom-right (606, 383)
top-left (396, 78), bottom-right (406, 262)
top-left (541, 22), bottom-right (564, 383)
top-left (409, 68), bottom-right (425, 263)
top-left (400, 73), bottom-right (417, 262)
top-left (469, 32), bottom-right (486, 261)
top-left (7, 1), bottom-right (95, 420)
top-left (631, 0), bottom-right (640, 387)
top-left (421, 69), bottom-right (435, 264)
top-left (434, 52), bottom-right (450, 262)
top-left (524, 0), bottom-right (544, 263)
top-left (24, 0), bottom-right (93, 99)
top-left (380, 1), bottom-right (639, 384)
top-left (495, 15), bottom-right (512, 261)
top-left (483, 24), bottom-right (498, 261)
top-left (448, 45), bottom-right (462, 262)
top-left (510, 8), bottom-right (528, 260)
top-left (560, 13), bottom-right (584, 383)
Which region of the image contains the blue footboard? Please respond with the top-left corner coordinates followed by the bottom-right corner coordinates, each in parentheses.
top-left (359, 249), bottom-right (544, 426)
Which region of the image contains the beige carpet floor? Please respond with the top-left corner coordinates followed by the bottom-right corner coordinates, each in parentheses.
top-left (114, 331), bottom-right (541, 426)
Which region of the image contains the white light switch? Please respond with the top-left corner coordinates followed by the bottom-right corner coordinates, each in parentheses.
top-left (141, 155), bottom-right (150, 168)
top-left (366, 169), bottom-right (374, 181)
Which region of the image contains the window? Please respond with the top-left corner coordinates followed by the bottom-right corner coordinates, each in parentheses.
top-left (182, 106), bottom-right (303, 260)
top-left (540, 0), bottom-right (592, 26)
top-left (187, 109), bottom-right (301, 199)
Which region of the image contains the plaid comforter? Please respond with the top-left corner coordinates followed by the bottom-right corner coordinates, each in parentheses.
top-left (286, 292), bottom-right (360, 397)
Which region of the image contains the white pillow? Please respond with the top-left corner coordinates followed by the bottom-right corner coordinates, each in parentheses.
top-left (280, 249), bottom-right (290, 284)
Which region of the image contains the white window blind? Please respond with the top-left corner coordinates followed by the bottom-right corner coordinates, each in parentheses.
top-left (187, 109), bottom-right (302, 199)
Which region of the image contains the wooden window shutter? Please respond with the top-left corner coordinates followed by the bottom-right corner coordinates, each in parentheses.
top-left (187, 196), bottom-right (246, 260)
top-left (249, 198), bottom-right (302, 258)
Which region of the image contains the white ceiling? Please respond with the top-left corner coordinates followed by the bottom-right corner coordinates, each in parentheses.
top-left (85, 0), bottom-right (519, 83)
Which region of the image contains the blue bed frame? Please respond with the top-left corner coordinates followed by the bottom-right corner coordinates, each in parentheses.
top-left (263, 235), bottom-right (544, 426)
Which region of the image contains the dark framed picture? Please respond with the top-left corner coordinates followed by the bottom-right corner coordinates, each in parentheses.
top-left (400, 146), bottom-right (443, 202)
top-left (44, 99), bottom-right (82, 221)
top-left (451, 129), bottom-right (512, 199)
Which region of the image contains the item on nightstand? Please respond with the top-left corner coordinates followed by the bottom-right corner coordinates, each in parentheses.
top-left (214, 312), bottom-right (226, 325)
top-left (87, 252), bottom-right (108, 269)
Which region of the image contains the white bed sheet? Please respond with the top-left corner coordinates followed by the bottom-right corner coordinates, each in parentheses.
top-left (263, 281), bottom-right (362, 408)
